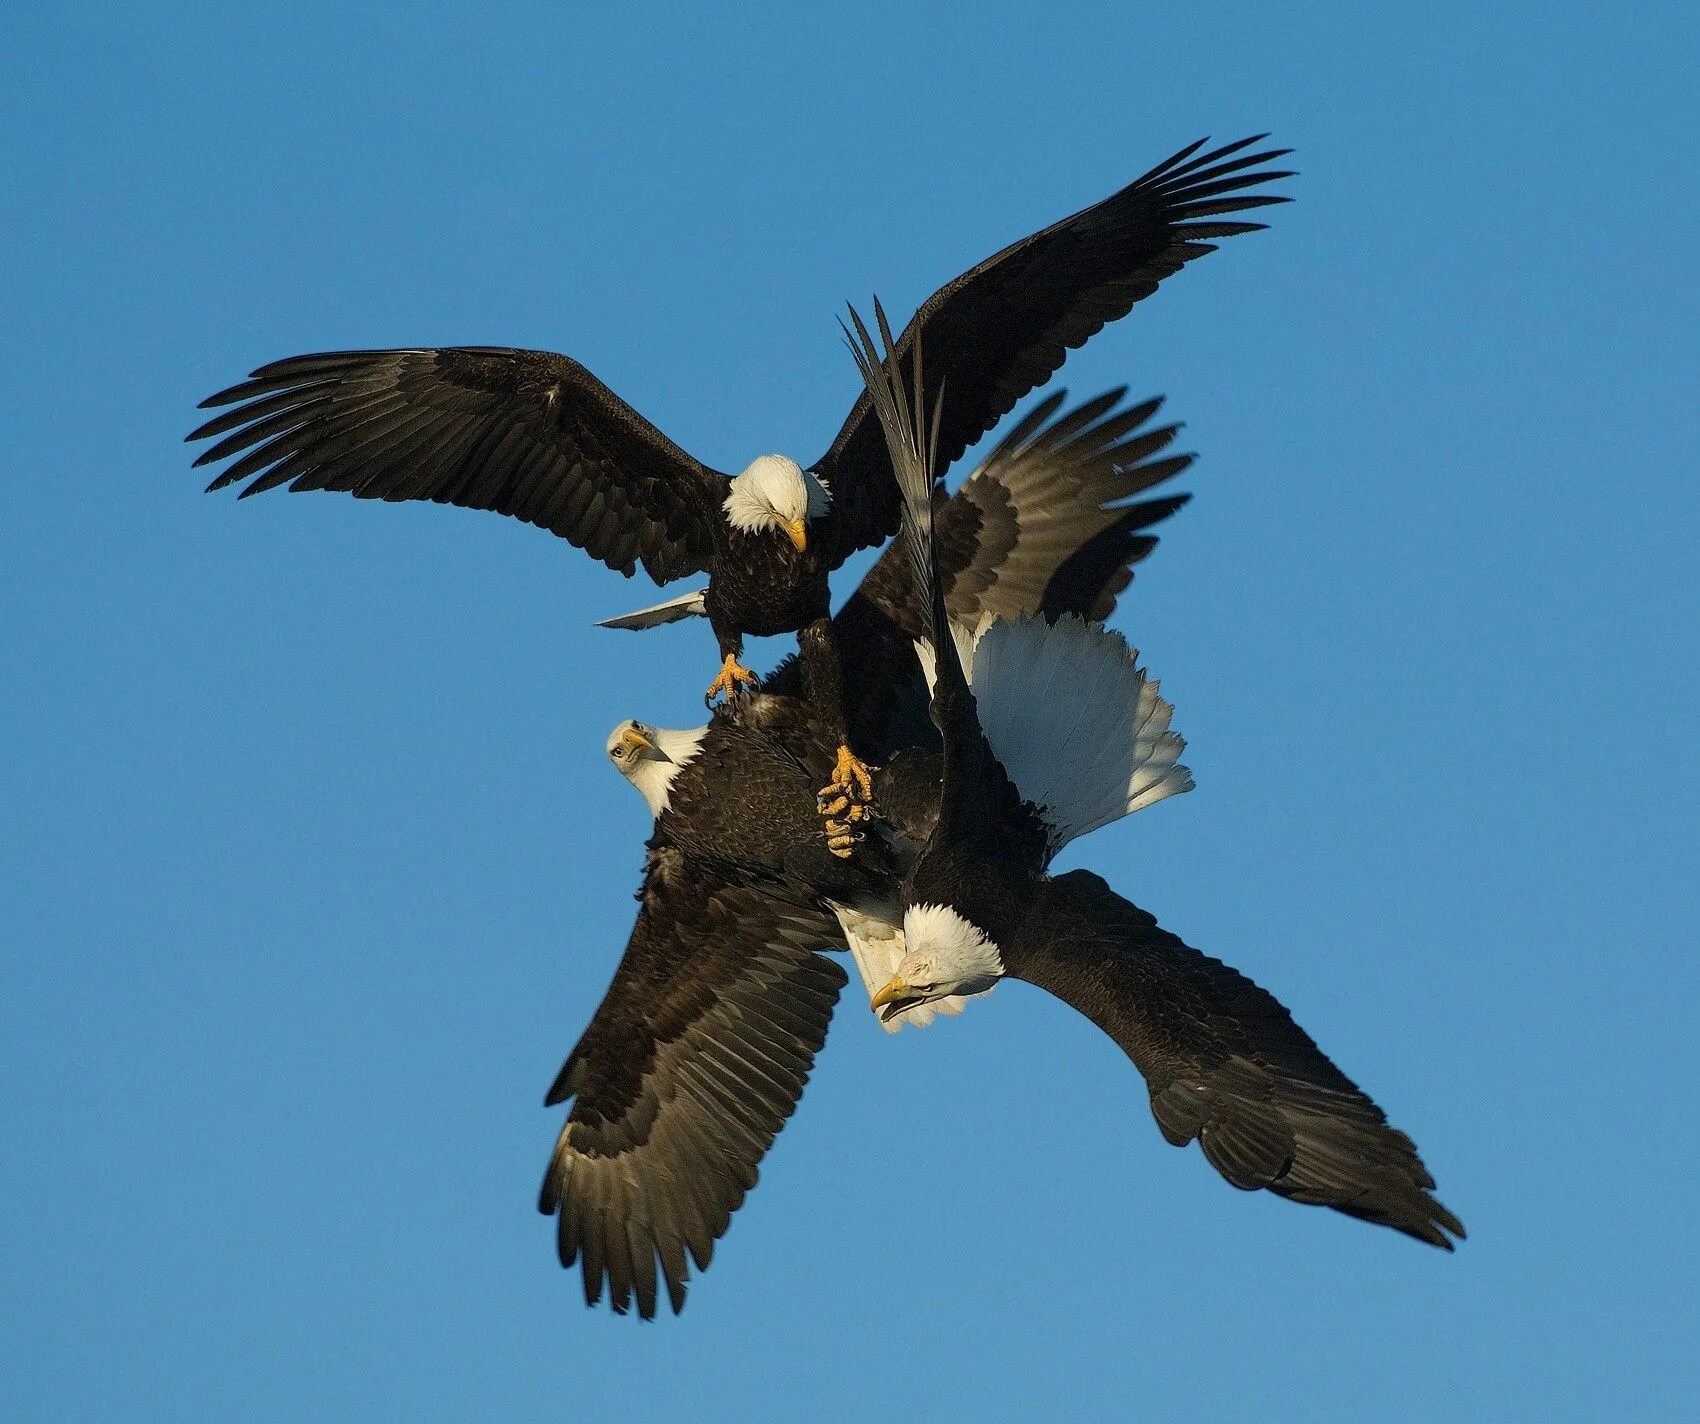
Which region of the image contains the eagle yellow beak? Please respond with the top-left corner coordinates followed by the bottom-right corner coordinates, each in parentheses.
top-left (619, 727), bottom-right (659, 758)
top-left (783, 518), bottom-right (808, 553)
top-left (869, 976), bottom-right (915, 1019)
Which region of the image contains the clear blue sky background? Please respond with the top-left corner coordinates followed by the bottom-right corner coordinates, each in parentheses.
top-left (4, 3), bottom-right (1697, 1420)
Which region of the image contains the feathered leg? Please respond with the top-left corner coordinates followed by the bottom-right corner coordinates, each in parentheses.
top-left (799, 617), bottom-right (875, 856)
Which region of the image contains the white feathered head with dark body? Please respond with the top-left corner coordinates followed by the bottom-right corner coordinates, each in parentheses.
top-left (722, 455), bottom-right (831, 551)
top-left (870, 903), bottom-right (1007, 1021)
top-left (604, 719), bottom-right (706, 816)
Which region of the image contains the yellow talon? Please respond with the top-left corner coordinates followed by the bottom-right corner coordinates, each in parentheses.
top-left (818, 744), bottom-right (874, 802)
top-left (823, 817), bottom-right (862, 858)
top-left (704, 653), bottom-right (759, 706)
top-left (818, 743), bottom-right (875, 855)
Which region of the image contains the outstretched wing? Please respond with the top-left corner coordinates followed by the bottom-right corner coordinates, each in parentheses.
top-left (1020, 870), bottom-right (1465, 1249)
top-left (539, 849), bottom-right (846, 1318)
top-left (766, 387), bottom-right (1193, 760)
top-left (189, 347), bottom-right (726, 584)
top-left (857, 387), bottom-right (1191, 639)
top-left (811, 135), bottom-right (1290, 564)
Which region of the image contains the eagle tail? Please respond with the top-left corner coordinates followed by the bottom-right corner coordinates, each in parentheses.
top-left (917, 612), bottom-right (1192, 853)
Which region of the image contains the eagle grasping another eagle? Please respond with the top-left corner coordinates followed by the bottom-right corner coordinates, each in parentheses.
top-left (189, 135), bottom-right (1291, 850)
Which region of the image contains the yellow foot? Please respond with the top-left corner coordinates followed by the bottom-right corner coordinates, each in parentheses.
top-left (704, 654), bottom-right (759, 706)
top-left (818, 744), bottom-right (876, 857)
top-left (823, 817), bottom-right (862, 858)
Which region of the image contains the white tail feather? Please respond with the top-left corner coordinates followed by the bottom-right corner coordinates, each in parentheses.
top-left (827, 900), bottom-right (982, 1032)
top-left (916, 613), bottom-right (1192, 853)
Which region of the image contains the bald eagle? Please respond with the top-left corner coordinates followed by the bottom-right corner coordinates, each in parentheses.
top-left (188, 135), bottom-right (1290, 843)
top-left (849, 306), bottom-right (1465, 1252)
top-left (601, 384), bottom-right (1191, 1021)
top-left (541, 386), bottom-right (1196, 1317)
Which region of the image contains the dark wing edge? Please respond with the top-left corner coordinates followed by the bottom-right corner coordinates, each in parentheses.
top-left (1021, 870), bottom-right (1465, 1249)
top-left (840, 301), bottom-right (942, 640)
top-left (842, 303), bottom-right (1013, 844)
top-left (766, 386), bottom-right (1190, 759)
top-left (538, 860), bottom-right (847, 1318)
top-left (813, 135), bottom-right (1290, 562)
top-left (189, 347), bottom-right (725, 585)
top-left (859, 386), bottom-right (1193, 638)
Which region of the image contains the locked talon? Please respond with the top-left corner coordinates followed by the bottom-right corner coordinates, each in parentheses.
top-left (704, 654), bottom-right (759, 706)
top-left (824, 817), bottom-right (861, 858)
top-left (819, 744), bottom-right (875, 855)
top-left (825, 744), bottom-right (875, 802)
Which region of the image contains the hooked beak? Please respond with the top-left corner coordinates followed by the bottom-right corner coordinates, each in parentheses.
top-left (782, 518), bottom-right (808, 554)
top-left (869, 976), bottom-right (919, 1022)
top-left (619, 728), bottom-right (669, 762)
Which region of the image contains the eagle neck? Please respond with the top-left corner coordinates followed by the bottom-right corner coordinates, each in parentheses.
top-left (632, 725), bottom-right (708, 817)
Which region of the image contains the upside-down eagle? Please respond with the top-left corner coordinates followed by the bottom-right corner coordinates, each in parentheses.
top-left (545, 381), bottom-right (1197, 1316)
top-left (535, 320), bottom-right (1462, 1320)
top-left (854, 306), bottom-right (1463, 1254)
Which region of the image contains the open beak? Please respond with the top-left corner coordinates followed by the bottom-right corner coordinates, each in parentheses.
top-left (619, 728), bottom-right (668, 762)
top-left (783, 519), bottom-right (808, 554)
top-left (869, 976), bottom-right (919, 1022)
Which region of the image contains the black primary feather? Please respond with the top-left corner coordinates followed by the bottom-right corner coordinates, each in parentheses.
top-left (189, 136), bottom-right (1290, 599)
top-left (846, 281), bottom-right (1463, 1257)
top-left (538, 859), bottom-right (847, 1318)
top-left (188, 348), bottom-right (725, 584)
top-left (812, 135), bottom-right (1291, 563)
top-left (841, 298), bottom-right (942, 631)
top-left (843, 301), bottom-right (1005, 843)
top-left (762, 383), bottom-right (1195, 761)
top-left (1011, 871), bottom-right (1465, 1249)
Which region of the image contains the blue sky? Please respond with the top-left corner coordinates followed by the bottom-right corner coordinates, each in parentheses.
top-left (4, 2), bottom-right (1697, 1419)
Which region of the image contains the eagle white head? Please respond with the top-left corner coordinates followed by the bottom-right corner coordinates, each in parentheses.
top-left (869, 903), bottom-right (1006, 1022)
top-left (605, 719), bottom-right (707, 817)
top-left (722, 455), bottom-right (831, 551)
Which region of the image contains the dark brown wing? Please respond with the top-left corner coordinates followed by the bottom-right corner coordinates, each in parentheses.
top-left (765, 387), bottom-right (1191, 762)
top-left (1035, 499), bottom-right (1182, 625)
top-left (811, 136), bottom-right (1290, 564)
top-left (189, 347), bottom-right (725, 584)
top-left (856, 387), bottom-right (1191, 640)
top-left (1016, 870), bottom-right (1465, 1249)
top-left (538, 848), bottom-right (846, 1318)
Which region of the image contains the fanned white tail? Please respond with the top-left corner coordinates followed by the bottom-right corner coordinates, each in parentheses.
top-left (828, 900), bottom-right (987, 1032)
top-left (917, 612), bottom-right (1192, 854)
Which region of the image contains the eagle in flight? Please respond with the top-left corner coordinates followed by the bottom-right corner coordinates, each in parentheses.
top-left (188, 136), bottom-right (1290, 849)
